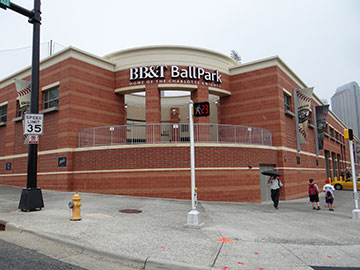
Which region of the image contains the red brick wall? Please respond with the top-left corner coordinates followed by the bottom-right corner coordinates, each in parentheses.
top-left (222, 66), bottom-right (282, 144)
top-left (69, 145), bottom-right (278, 202)
top-left (1, 54), bottom-right (359, 203)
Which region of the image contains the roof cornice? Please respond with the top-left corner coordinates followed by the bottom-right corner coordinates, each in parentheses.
top-left (0, 46), bottom-right (115, 89)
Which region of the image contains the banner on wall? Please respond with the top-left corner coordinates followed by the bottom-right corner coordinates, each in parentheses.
top-left (315, 105), bottom-right (329, 150)
top-left (296, 87), bottom-right (314, 144)
top-left (15, 79), bottom-right (31, 144)
top-left (15, 79), bottom-right (31, 108)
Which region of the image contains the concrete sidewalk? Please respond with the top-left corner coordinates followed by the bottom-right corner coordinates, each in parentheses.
top-left (1, 184), bottom-right (360, 270)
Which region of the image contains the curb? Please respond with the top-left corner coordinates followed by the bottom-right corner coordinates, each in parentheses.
top-left (2, 221), bottom-right (213, 270)
top-left (0, 220), bottom-right (24, 232)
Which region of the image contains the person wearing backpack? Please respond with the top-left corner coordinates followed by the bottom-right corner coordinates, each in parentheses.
top-left (308, 179), bottom-right (320, 210)
top-left (323, 178), bottom-right (335, 211)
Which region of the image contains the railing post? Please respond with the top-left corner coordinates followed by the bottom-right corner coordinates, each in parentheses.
top-left (93, 128), bottom-right (95, 146)
top-left (234, 126), bottom-right (236, 143)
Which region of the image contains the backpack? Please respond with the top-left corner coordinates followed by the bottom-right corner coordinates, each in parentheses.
top-left (326, 191), bottom-right (333, 201)
top-left (308, 184), bottom-right (317, 195)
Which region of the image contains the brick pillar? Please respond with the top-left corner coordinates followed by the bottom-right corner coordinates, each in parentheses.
top-left (191, 85), bottom-right (210, 142)
top-left (145, 85), bottom-right (161, 143)
top-left (170, 107), bottom-right (180, 142)
top-left (216, 99), bottom-right (221, 124)
top-left (117, 102), bottom-right (127, 144)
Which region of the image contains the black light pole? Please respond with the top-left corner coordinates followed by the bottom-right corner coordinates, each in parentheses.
top-left (1, 0), bottom-right (44, 211)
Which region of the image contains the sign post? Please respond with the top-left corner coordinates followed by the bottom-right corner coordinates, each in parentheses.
top-left (1, 0), bottom-right (44, 211)
top-left (344, 129), bottom-right (360, 219)
top-left (186, 100), bottom-right (202, 227)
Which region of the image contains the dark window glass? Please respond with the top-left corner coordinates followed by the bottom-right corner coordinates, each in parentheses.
top-left (43, 87), bottom-right (59, 109)
top-left (284, 93), bottom-right (291, 111)
top-left (0, 104), bottom-right (7, 123)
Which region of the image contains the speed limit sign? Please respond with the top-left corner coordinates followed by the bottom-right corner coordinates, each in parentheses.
top-left (24, 114), bottom-right (44, 135)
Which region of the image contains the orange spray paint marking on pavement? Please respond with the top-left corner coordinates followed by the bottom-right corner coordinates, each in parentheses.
top-left (328, 256), bottom-right (332, 258)
top-left (222, 267), bottom-right (228, 270)
top-left (254, 252), bottom-right (259, 255)
top-left (218, 237), bottom-right (233, 242)
top-left (237, 261), bottom-right (244, 265)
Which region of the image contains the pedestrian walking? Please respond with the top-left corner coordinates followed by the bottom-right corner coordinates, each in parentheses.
top-left (268, 175), bottom-right (283, 209)
top-left (323, 179), bottom-right (335, 211)
top-left (308, 178), bottom-right (320, 210)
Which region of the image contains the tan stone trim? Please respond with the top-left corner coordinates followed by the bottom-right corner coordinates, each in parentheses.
top-left (283, 88), bottom-right (292, 97)
top-left (276, 167), bottom-right (325, 171)
top-left (0, 101), bottom-right (8, 107)
top-left (208, 87), bottom-right (231, 97)
top-left (104, 45), bottom-right (238, 73)
top-left (0, 144), bottom-right (327, 160)
top-left (0, 166), bottom-right (327, 178)
top-left (158, 84), bottom-right (198, 91)
top-left (42, 81), bottom-right (60, 92)
top-left (230, 56), bottom-right (307, 90)
top-left (114, 85), bottom-right (146, 94)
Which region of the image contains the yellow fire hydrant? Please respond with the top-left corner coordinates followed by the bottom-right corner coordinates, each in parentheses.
top-left (69, 193), bottom-right (82, 221)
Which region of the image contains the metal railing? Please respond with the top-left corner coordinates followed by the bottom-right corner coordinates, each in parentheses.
top-left (78, 123), bottom-right (272, 147)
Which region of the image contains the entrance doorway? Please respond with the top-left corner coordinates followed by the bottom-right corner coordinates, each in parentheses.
top-left (259, 164), bottom-right (275, 202)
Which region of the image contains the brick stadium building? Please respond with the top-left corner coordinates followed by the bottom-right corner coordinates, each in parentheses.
top-left (0, 45), bottom-right (359, 202)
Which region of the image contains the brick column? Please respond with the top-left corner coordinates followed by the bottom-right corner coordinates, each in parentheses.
top-left (170, 107), bottom-right (180, 142)
top-left (145, 85), bottom-right (161, 143)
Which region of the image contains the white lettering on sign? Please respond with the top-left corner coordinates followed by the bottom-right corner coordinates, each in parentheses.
top-left (130, 65), bottom-right (168, 81)
top-left (129, 65), bottom-right (222, 84)
top-left (24, 114), bottom-right (44, 135)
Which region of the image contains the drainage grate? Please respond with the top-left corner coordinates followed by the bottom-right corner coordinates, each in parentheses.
top-left (119, 209), bottom-right (142, 214)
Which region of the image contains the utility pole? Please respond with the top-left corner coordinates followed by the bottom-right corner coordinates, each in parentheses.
top-left (1, 0), bottom-right (44, 211)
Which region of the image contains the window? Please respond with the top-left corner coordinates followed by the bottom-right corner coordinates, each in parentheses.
top-left (16, 100), bottom-right (26, 118)
top-left (284, 93), bottom-right (291, 111)
top-left (0, 104), bottom-right (7, 123)
top-left (43, 86), bottom-right (59, 109)
top-left (329, 127), bottom-right (334, 137)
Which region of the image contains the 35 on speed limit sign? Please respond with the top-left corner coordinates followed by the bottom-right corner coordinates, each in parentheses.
top-left (24, 114), bottom-right (44, 135)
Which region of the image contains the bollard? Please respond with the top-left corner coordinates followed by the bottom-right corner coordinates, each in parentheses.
top-left (69, 193), bottom-right (82, 221)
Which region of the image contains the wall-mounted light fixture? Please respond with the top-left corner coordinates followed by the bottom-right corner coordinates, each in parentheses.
top-left (124, 104), bottom-right (128, 110)
top-left (172, 109), bottom-right (177, 115)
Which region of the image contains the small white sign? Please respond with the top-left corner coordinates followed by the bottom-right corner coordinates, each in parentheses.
top-left (24, 114), bottom-right (44, 135)
top-left (27, 135), bottom-right (39, 144)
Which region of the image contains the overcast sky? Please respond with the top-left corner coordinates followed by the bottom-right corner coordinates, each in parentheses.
top-left (1, 0), bottom-right (359, 106)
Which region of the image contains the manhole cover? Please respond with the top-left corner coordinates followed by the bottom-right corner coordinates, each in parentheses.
top-left (119, 209), bottom-right (142, 214)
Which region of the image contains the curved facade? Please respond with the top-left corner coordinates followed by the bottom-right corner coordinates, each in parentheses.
top-left (0, 45), bottom-right (359, 202)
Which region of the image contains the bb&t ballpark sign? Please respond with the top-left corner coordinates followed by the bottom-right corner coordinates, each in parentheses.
top-left (129, 65), bottom-right (223, 85)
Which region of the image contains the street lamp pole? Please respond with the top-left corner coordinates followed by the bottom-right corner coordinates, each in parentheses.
top-left (0, 0), bottom-right (44, 211)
